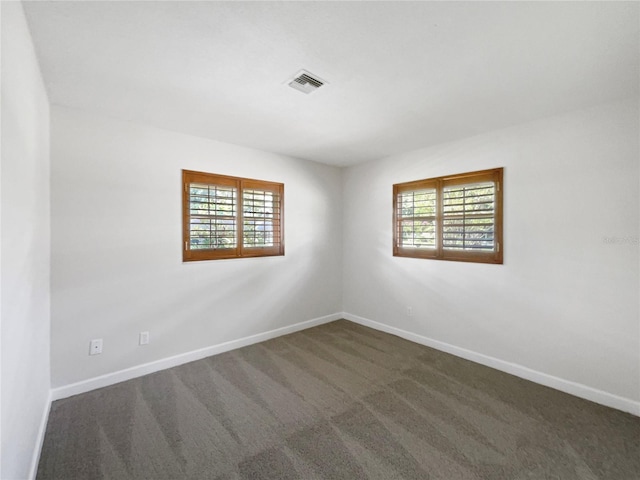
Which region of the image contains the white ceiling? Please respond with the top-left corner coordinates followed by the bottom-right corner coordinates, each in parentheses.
top-left (23, 1), bottom-right (639, 167)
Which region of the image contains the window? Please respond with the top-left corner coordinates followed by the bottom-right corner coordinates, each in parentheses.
top-left (393, 168), bottom-right (503, 264)
top-left (183, 170), bottom-right (284, 261)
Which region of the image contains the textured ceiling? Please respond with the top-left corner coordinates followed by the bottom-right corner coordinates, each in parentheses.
top-left (23, 1), bottom-right (639, 166)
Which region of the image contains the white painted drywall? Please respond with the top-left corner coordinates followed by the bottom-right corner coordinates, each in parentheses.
top-left (50, 107), bottom-right (343, 388)
top-left (1, 2), bottom-right (52, 478)
top-left (342, 98), bottom-right (640, 403)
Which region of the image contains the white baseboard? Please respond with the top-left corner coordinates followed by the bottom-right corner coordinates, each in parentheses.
top-left (51, 313), bottom-right (342, 402)
top-left (28, 389), bottom-right (53, 479)
top-left (342, 312), bottom-right (640, 417)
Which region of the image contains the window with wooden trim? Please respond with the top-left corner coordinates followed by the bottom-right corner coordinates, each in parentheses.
top-left (182, 170), bottom-right (284, 261)
top-left (393, 168), bottom-right (503, 264)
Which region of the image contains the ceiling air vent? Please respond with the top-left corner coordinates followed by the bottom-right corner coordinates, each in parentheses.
top-left (287, 70), bottom-right (326, 94)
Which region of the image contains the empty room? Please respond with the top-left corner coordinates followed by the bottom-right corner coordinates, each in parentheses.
top-left (2, 1), bottom-right (639, 479)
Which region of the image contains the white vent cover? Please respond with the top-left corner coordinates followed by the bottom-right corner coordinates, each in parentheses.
top-left (287, 70), bottom-right (326, 94)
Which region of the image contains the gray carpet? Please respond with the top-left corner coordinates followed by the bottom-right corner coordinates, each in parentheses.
top-left (37, 320), bottom-right (640, 479)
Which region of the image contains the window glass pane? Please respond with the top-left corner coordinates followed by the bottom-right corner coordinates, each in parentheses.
top-left (397, 189), bottom-right (436, 248)
top-left (442, 182), bottom-right (494, 251)
top-left (189, 184), bottom-right (237, 249)
top-left (243, 189), bottom-right (280, 247)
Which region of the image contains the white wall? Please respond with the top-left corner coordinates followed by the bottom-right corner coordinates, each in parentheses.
top-left (50, 106), bottom-right (343, 388)
top-left (1, 2), bottom-right (52, 478)
top-left (343, 98), bottom-right (640, 407)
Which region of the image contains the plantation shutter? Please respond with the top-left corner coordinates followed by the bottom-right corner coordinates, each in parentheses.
top-left (241, 180), bottom-right (283, 257)
top-left (440, 169), bottom-right (501, 262)
top-left (183, 171), bottom-right (284, 261)
top-left (188, 183), bottom-right (237, 250)
top-left (442, 181), bottom-right (496, 252)
top-left (393, 168), bottom-right (503, 264)
top-left (393, 179), bottom-right (438, 259)
top-left (397, 189), bottom-right (437, 247)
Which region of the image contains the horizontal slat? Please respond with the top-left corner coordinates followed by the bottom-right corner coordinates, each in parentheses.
top-left (443, 191), bottom-right (493, 198)
top-left (443, 200), bottom-right (493, 207)
top-left (190, 216), bottom-right (235, 221)
top-left (443, 246), bottom-right (494, 250)
top-left (443, 231), bottom-right (494, 236)
top-left (401, 219), bottom-right (435, 223)
top-left (443, 236), bottom-right (494, 241)
top-left (444, 243), bottom-right (493, 247)
top-left (443, 226), bottom-right (493, 230)
top-left (443, 240), bottom-right (494, 244)
top-left (443, 182), bottom-right (493, 192)
top-left (443, 208), bottom-right (493, 214)
top-left (443, 216), bottom-right (494, 222)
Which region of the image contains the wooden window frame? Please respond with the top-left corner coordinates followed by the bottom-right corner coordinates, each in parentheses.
top-left (393, 167), bottom-right (503, 264)
top-left (183, 170), bottom-right (284, 261)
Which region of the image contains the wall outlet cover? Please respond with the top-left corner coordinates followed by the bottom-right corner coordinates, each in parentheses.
top-left (89, 339), bottom-right (103, 355)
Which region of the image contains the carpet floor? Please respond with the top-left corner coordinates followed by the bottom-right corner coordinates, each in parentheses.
top-left (37, 320), bottom-right (640, 479)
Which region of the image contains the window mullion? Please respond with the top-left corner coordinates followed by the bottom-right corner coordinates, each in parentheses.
top-left (237, 180), bottom-right (244, 257)
top-left (436, 178), bottom-right (443, 259)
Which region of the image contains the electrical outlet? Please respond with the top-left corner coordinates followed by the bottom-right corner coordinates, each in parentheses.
top-left (89, 339), bottom-right (103, 355)
top-left (407, 306), bottom-right (413, 316)
top-left (139, 331), bottom-right (150, 345)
